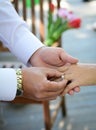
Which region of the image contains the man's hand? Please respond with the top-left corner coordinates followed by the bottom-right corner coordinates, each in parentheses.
top-left (22, 67), bottom-right (68, 101)
top-left (29, 46), bottom-right (78, 68)
top-left (29, 46), bottom-right (80, 95)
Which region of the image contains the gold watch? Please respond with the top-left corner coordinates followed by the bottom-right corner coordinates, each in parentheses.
top-left (16, 69), bottom-right (23, 96)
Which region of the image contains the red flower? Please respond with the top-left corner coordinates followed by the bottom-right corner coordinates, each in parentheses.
top-left (49, 3), bottom-right (55, 12)
top-left (45, 3), bottom-right (82, 46)
top-left (68, 18), bottom-right (81, 28)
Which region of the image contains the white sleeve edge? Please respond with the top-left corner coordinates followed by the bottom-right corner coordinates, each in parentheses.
top-left (0, 68), bottom-right (17, 101)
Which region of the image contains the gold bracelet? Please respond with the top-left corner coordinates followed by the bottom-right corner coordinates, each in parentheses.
top-left (16, 69), bottom-right (23, 96)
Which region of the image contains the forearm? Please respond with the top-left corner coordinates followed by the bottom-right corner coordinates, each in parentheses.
top-left (85, 64), bottom-right (96, 85)
top-left (0, 0), bottom-right (44, 65)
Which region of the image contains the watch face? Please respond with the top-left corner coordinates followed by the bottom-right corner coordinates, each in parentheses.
top-left (16, 89), bottom-right (23, 96)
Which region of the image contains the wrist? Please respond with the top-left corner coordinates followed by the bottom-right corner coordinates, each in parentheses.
top-left (91, 65), bottom-right (96, 85)
top-left (85, 64), bottom-right (96, 85)
top-left (29, 46), bottom-right (46, 65)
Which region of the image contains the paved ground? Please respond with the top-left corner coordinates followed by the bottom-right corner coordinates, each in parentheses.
top-left (0, 0), bottom-right (96, 130)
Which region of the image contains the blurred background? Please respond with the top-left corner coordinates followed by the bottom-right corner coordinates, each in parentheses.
top-left (0, 0), bottom-right (96, 130)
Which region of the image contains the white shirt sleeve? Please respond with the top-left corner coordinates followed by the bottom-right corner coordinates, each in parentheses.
top-left (0, 68), bottom-right (17, 101)
top-left (0, 0), bottom-right (45, 65)
top-left (0, 0), bottom-right (45, 101)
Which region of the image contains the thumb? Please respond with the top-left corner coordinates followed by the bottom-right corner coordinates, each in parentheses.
top-left (61, 52), bottom-right (78, 64)
top-left (47, 69), bottom-right (62, 79)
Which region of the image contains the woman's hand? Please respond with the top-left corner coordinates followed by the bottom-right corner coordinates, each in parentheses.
top-left (22, 67), bottom-right (68, 101)
top-left (62, 63), bottom-right (96, 95)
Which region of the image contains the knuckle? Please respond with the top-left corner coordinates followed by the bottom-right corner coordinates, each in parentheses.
top-left (46, 81), bottom-right (51, 87)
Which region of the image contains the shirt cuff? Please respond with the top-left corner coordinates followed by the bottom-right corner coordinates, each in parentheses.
top-left (0, 68), bottom-right (17, 101)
